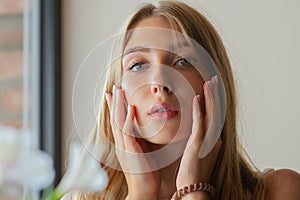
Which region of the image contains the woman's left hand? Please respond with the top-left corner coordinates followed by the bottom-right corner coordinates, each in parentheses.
top-left (176, 76), bottom-right (222, 189)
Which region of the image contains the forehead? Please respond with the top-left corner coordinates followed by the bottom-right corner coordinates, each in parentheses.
top-left (124, 17), bottom-right (189, 53)
top-left (133, 17), bottom-right (173, 30)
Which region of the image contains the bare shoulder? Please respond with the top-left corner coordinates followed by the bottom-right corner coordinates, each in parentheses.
top-left (265, 169), bottom-right (300, 200)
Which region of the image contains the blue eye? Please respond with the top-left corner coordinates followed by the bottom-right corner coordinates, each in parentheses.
top-left (174, 58), bottom-right (193, 68)
top-left (127, 62), bottom-right (149, 72)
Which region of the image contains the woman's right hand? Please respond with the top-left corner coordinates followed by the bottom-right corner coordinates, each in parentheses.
top-left (106, 86), bottom-right (160, 200)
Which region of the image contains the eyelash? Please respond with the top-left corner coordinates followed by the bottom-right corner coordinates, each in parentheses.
top-left (173, 57), bottom-right (194, 68)
top-left (127, 57), bottom-right (194, 72)
top-left (127, 61), bottom-right (149, 72)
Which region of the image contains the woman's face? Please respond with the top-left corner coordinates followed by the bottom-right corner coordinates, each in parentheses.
top-left (121, 17), bottom-right (205, 145)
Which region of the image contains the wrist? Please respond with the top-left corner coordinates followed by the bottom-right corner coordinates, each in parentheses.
top-left (172, 183), bottom-right (215, 200)
top-left (181, 191), bottom-right (210, 200)
top-left (126, 193), bottom-right (157, 200)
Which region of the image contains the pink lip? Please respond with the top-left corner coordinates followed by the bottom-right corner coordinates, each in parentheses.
top-left (147, 102), bottom-right (179, 120)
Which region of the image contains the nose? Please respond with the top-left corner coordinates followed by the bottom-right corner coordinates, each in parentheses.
top-left (150, 65), bottom-right (173, 95)
top-left (151, 83), bottom-right (172, 95)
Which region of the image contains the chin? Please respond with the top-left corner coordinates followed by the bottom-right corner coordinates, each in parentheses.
top-left (142, 129), bottom-right (189, 145)
top-left (134, 118), bottom-right (191, 145)
top-left (144, 135), bottom-right (174, 145)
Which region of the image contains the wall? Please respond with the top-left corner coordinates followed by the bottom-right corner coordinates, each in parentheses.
top-left (62, 0), bottom-right (300, 171)
top-left (0, 0), bottom-right (23, 128)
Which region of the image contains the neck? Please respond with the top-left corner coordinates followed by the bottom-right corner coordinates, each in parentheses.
top-left (146, 141), bottom-right (186, 199)
top-left (158, 158), bottom-right (181, 199)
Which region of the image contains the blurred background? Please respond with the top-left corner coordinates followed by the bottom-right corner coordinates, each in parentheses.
top-left (0, 0), bottom-right (23, 128)
top-left (0, 0), bottom-right (299, 188)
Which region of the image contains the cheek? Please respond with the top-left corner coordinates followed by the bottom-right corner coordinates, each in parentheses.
top-left (183, 73), bottom-right (205, 111)
top-left (123, 83), bottom-right (147, 105)
top-left (122, 73), bottom-right (148, 105)
top-left (122, 80), bottom-right (135, 101)
top-left (123, 85), bottom-right (149, 126)
top-left (122, 72), bottom-right (153, 127)
top-left (193, 79), bottom-right (205, 111)
top-left (186, 73), bottom-right (204, 94)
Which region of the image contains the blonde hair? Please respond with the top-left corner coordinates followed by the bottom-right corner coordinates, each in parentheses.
top-left (75, 1), bottom-right (269, 199)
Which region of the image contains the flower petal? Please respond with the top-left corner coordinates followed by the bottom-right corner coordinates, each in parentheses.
top-left (8, 150), bottom-right (55, 190)
top-left (57, 143), bottom-right (108, 194)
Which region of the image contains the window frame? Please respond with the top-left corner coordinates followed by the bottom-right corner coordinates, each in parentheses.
top-left (39, 0), bottom-right (62, 184)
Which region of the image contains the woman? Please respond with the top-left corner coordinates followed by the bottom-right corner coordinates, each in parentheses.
top-left (75, 1), bottom-right (300, 199)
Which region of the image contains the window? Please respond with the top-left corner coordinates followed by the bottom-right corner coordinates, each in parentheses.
top-left (0, 0), bottom-right (62, 191)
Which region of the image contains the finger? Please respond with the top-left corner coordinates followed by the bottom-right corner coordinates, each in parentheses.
top-left (192, 95), bottom-right (201, 125)
top-left (199, 77), bottom-right (223, 158)
top-left (123, 105), bottom-right (135, 136)
top-left (115, 87), bottom-right (126, 131)
top-left (187, 95), bottom-right (204, 149)
top-left (110, 86), bottom-right (117, 140)
top-left (209, 76), bottom-right (223, 132)
top-left (211, 75), bottom-right (221, 112)
top-left (123, 105), bottom-right (143, 152)
top-left (110, 85), bottom-right (116, 131)
top-left (110, 85), bottom-right (124, 148)
top-left (204, 81), bottom-right (212, 121)
top-left (212, 76), bottom-right (224, 125)
top-left (105, 91), bottom-right (114, 131)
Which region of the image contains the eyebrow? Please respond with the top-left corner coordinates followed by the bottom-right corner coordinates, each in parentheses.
top-left (123, 41), bottom-right (194, 56)
top-left (171, 41), bottom-right (192, 51)
top-left (123, 46), bottom-right (151, 56)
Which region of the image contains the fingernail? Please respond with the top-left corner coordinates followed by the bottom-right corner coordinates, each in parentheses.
top-left (115, 86), bottom-right (121, 98)
top-left (127, 105), bottom-right (134, 119)
top-left (105, 93), bottom-right (109, 101)
top-left (214, 75), bottom-right (219, 84)
top-left (112, 85), bottom-right (116, 94)
top-left (197, 95), bottom-right (201, 103)
top-left (206, 81), bottom-right (211, 89)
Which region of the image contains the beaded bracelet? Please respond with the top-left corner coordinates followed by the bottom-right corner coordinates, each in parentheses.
top-left (171, 182), bottom-right (216, 200)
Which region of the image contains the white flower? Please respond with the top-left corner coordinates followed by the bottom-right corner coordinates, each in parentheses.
top-left (0, 125), bottom-right (55, 193)
top-left (0, 126), bottom-right (30, 164)
top-left (8, 150), bottom-right (55, 190)
top-left (56, 143), bottom-right (108, 194)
